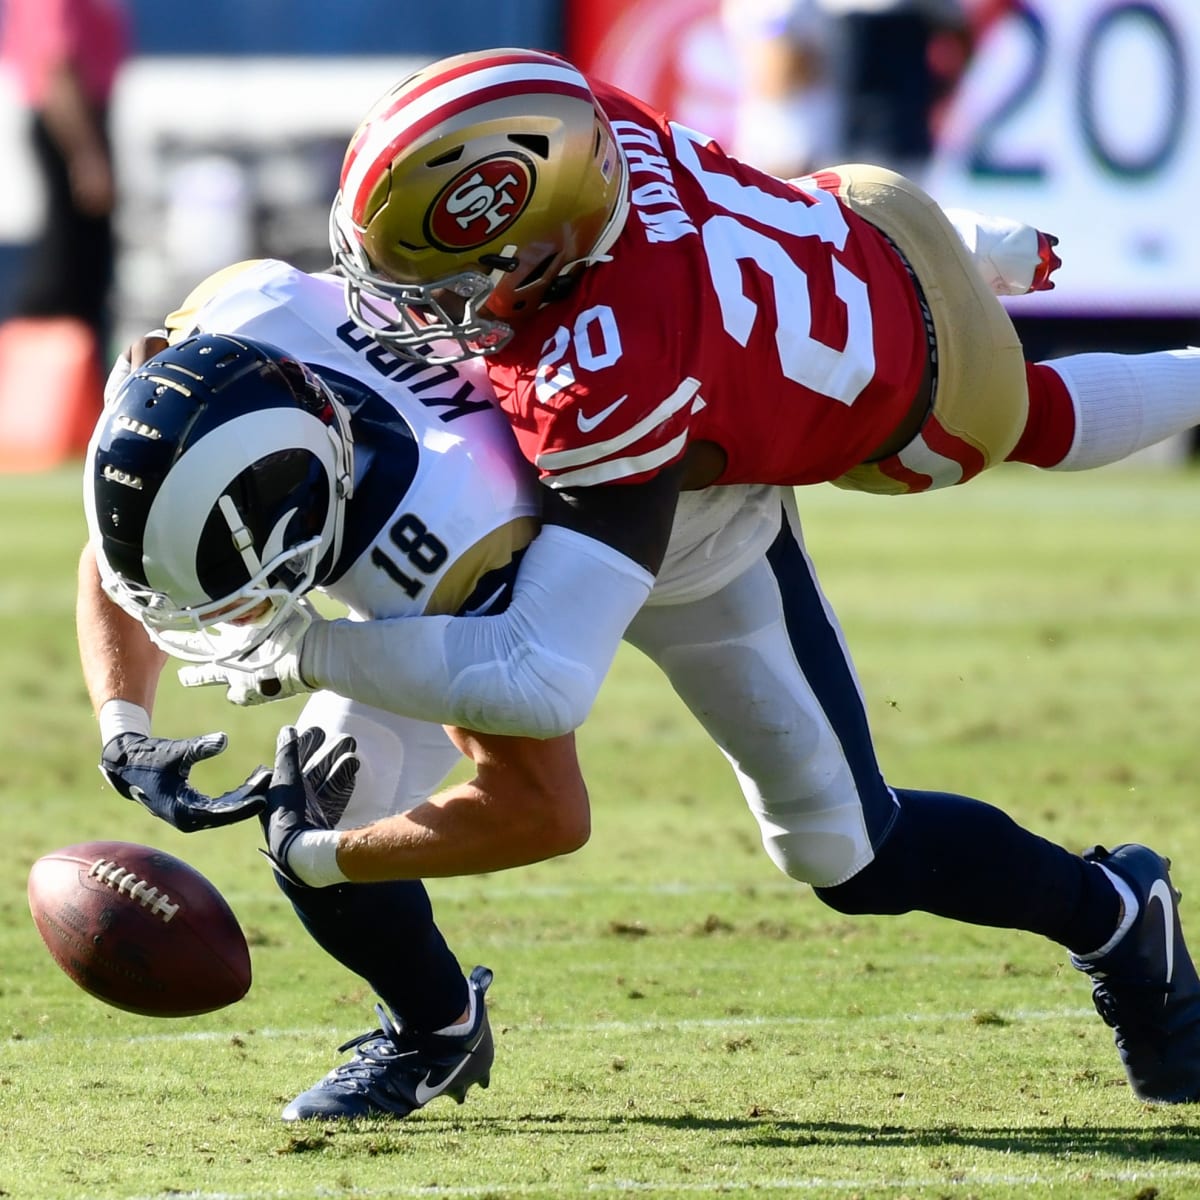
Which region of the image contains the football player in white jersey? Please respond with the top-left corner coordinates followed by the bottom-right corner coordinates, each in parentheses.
top-left (79, 257), bottom-right (792, 1120)
top-left (80, 259), bottom-right (572, 1121)
top-left (81, 256), bottom-right (1200, 1116)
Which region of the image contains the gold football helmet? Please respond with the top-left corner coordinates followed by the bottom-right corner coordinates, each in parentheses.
top-left (330, 48), bottom-right (629, 363)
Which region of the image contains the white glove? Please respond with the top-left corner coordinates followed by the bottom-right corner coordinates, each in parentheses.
top-left (177, 606), bottom-right (319, 708)
top-left (177, 601), bottom-right (322, 706)
top-left (178, 644), bottom-right (312, 705)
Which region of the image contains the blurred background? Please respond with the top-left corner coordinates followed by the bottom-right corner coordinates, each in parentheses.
top-left (0, 0), bottom-right (1196, 467)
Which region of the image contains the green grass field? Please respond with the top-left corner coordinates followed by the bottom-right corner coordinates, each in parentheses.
top-left (4, 462), bottom-right (1200, 1200)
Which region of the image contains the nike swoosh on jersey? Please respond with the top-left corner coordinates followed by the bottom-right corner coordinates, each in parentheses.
top-left (576, 394), bottom-right (629, 433)
top-left (413, 1051), bottom-right (475, 1105)
top-left (538, 378), bottom-right (701, 481)
top-left (1149, 877), bottom-right (1176, 996)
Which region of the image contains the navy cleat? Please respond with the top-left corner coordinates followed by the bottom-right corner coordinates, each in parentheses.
top-left (282, 965), bottom-right (494, 1121)
top-left (1071, 845), bottom-right (1200, 1103)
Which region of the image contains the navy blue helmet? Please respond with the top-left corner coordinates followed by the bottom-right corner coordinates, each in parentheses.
top-left (85, 332), bottom-right (355, 666)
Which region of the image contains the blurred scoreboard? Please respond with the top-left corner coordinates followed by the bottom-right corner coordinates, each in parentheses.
top-left (924, 0), bottom-right (1200, 318)
top-left (568, 0), bottom-right (1199, 322)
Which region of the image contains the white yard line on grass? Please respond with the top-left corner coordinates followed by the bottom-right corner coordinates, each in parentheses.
top-left (9, 1006), bottom-right (1097, 1048)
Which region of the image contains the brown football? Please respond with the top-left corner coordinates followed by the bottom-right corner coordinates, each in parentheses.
top-left (27, 840), bottom-right (251, 1017)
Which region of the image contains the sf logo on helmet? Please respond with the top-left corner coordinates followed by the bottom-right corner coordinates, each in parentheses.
top-left (427, 155), bottom-right (534, 251)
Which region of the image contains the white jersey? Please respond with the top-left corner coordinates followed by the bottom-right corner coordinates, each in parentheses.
top-left (174, 259), bottom-right (540, 622)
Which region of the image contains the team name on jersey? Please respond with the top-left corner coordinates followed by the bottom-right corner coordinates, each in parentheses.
top-left (337, 319), bottom-right (493, 422)
top-left (611, 120), bottom-right (697, 245)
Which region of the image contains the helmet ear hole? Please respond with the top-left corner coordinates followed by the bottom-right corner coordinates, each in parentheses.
top-left (543, 274), bottom-right (580, 305)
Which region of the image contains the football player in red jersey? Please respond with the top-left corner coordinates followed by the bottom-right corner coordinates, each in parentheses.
top-left (179, 50), bottom-right (1200, 1104)
top-left (217, 46), bottom-right (1196, 760)
top-left (297, 47), bottom-right (1200, 723)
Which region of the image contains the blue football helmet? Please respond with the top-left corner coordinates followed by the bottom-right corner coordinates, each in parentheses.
top-left (85, 333), bottom-right (355, 667)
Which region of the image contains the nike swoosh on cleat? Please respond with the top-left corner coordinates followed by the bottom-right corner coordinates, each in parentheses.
top-left (576, 394), bottom-right (628, 433)
top-left (413, 1051), bottom-right (475, 1105)
top-left (1148, 877), bottom-right (1176, 998)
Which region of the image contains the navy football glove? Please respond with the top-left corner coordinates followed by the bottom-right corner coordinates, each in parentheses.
top-left (293, 725), bottom-right (359, 829)
top-left (101, 726), bottom-right (358, 836)
top-left (260, 726), bottom-right (358, 886)
top-left (100, 731), bottom-right (269, 833)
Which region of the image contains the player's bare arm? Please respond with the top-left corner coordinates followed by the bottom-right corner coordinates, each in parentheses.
top-left (77, 542), bottom-right (167, 715)
top-left (344, 725), bottom-right (590, 878)
top-left (267, 725), bottom-right (591, 886)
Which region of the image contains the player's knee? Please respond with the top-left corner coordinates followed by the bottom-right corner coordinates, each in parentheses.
top-left (747, 783), bottom-right (881, 887)
top-left (759, 824), bottom-right (875, 889)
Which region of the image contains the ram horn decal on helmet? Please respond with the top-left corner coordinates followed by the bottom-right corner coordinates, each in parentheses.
top-left (329, 47), bottom-right (630, 365)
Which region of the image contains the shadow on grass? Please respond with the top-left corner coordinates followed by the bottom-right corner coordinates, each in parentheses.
top-left (279, 1113), bottom-right (1200, 1164)
top-left (688, 1116), bottom-right (1200, 1162)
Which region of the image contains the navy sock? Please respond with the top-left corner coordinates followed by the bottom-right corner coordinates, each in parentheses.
top-left (815, 788), bottom-right (1120, 954)
top-left (276, 873), bottom-right (468, 1030)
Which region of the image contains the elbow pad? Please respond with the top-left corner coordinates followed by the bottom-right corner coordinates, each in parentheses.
top-left (303, 526), bottom-right (654, 738)
top-left (444, 635), bottom-right (600, 738)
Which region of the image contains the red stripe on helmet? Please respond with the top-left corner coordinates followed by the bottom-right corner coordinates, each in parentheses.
top-left (347, 75), bottom-right (594, 224)
top-left (376, 49), bottom-right (578, 125)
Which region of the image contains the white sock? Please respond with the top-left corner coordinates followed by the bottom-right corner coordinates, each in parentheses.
top-left (1046, 348), bottom-right (1200, 470)
top-left (432, 983), bottom-right (477, 1037)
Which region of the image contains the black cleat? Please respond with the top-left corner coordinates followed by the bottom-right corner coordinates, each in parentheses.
top-left (1072, 845), bottom-right (1200, 1103)
top-left (283, 965), bottom-right (494, 1121)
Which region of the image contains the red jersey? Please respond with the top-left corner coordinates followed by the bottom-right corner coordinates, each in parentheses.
top-left (486, 80), bottom-right (927, 489)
